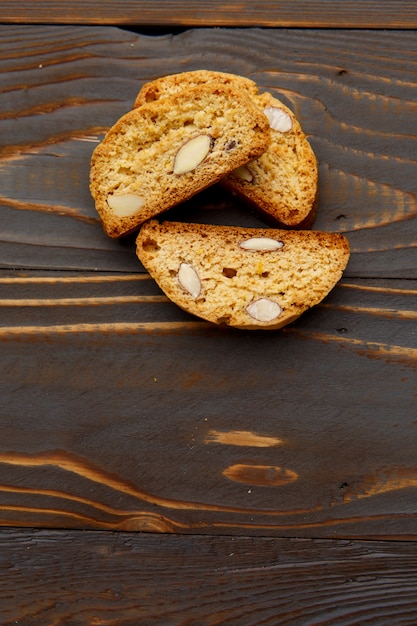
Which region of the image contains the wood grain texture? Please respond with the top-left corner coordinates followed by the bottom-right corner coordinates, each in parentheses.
top-left (1, 26), bottom-right (416, 277)
top-left (0, 271), bottom-right (416, 538)
top-left (1, 25), bottom-right (416, 539)
top-left (2, 529), bottom-right (417, 625)
top-left (1, 0), bottom-right (417, 28)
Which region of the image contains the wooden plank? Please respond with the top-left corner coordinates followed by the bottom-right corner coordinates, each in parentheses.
top-left (2, 528), bottom-right (417, 624)
top-left (0, 271), bottom-right (416, 538)
top-left (1, 25), bottom-right (416, 538)
top-left (1, 25), bottom-right (416, 277)
top-left (1, 0), bottom-right (417, 28)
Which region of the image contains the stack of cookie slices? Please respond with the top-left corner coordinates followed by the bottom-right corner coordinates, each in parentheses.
top-left (90, 70), bottom-right (350, 330)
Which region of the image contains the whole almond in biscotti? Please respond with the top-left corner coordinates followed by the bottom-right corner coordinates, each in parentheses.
top-left (133, 70), bottom-right (318, 229)
top-left (136, 220), bottom-right (350, 330)
top-left (90, 83), bottom-right (270, 238)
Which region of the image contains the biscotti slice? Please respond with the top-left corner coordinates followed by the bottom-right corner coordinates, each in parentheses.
top-left (134, 70), bottom-right (259, 107)
top-left (222, 91), bottom-right (318, 229)
top-left (90, 83), bottom-right (270, 238)
top-left (136, 220), bottom-right (350, 330)
top-left (134, 71), bottom-right (318, 229)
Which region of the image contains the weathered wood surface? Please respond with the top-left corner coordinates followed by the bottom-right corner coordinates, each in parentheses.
top-left (1, 272), bottom-right (416, 538)
top-left (2, 0), bottom-right (417, 28)
top-left (2, 529), bottom-right (417, 626)
top-left (0, 25), bottom-right (416, 541)
top-left (1, 26), bottom-right (416, 277)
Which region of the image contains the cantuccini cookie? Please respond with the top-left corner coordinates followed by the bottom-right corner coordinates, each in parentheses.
top-left (134, 70), bottom-right (318, 229)
top-left (136, 220), bottom-right (350, 330)
top-left (90, 83), bottom-right (270, 238)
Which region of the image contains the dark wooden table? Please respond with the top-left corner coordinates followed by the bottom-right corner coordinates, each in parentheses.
top-left (1, 2), bottom-right (417, 623)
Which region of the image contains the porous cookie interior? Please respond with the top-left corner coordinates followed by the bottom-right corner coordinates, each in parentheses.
top-left (136, 221), bottom-right (350, 329)
top-left (134, 70), bottom-right (259, 107)
top-left (90, 83), bottom-right (270, 237)
top-left (222, 92), bottom-right (318, 228)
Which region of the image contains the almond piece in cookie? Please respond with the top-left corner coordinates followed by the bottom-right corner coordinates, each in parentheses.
top-left (173, 135), bottom-right (212, 175)
top-left (246, 298), bottom-right (282, 322)
top-left (106, 193), bottom-right (145, 217)
top-left (239, 237), bottom-right (284, 251)
top-left (178, 263), bottom-right (201, 298)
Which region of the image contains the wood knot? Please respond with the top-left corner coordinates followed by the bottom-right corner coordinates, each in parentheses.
top-left (223, 463), bottom-right (298, 487)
